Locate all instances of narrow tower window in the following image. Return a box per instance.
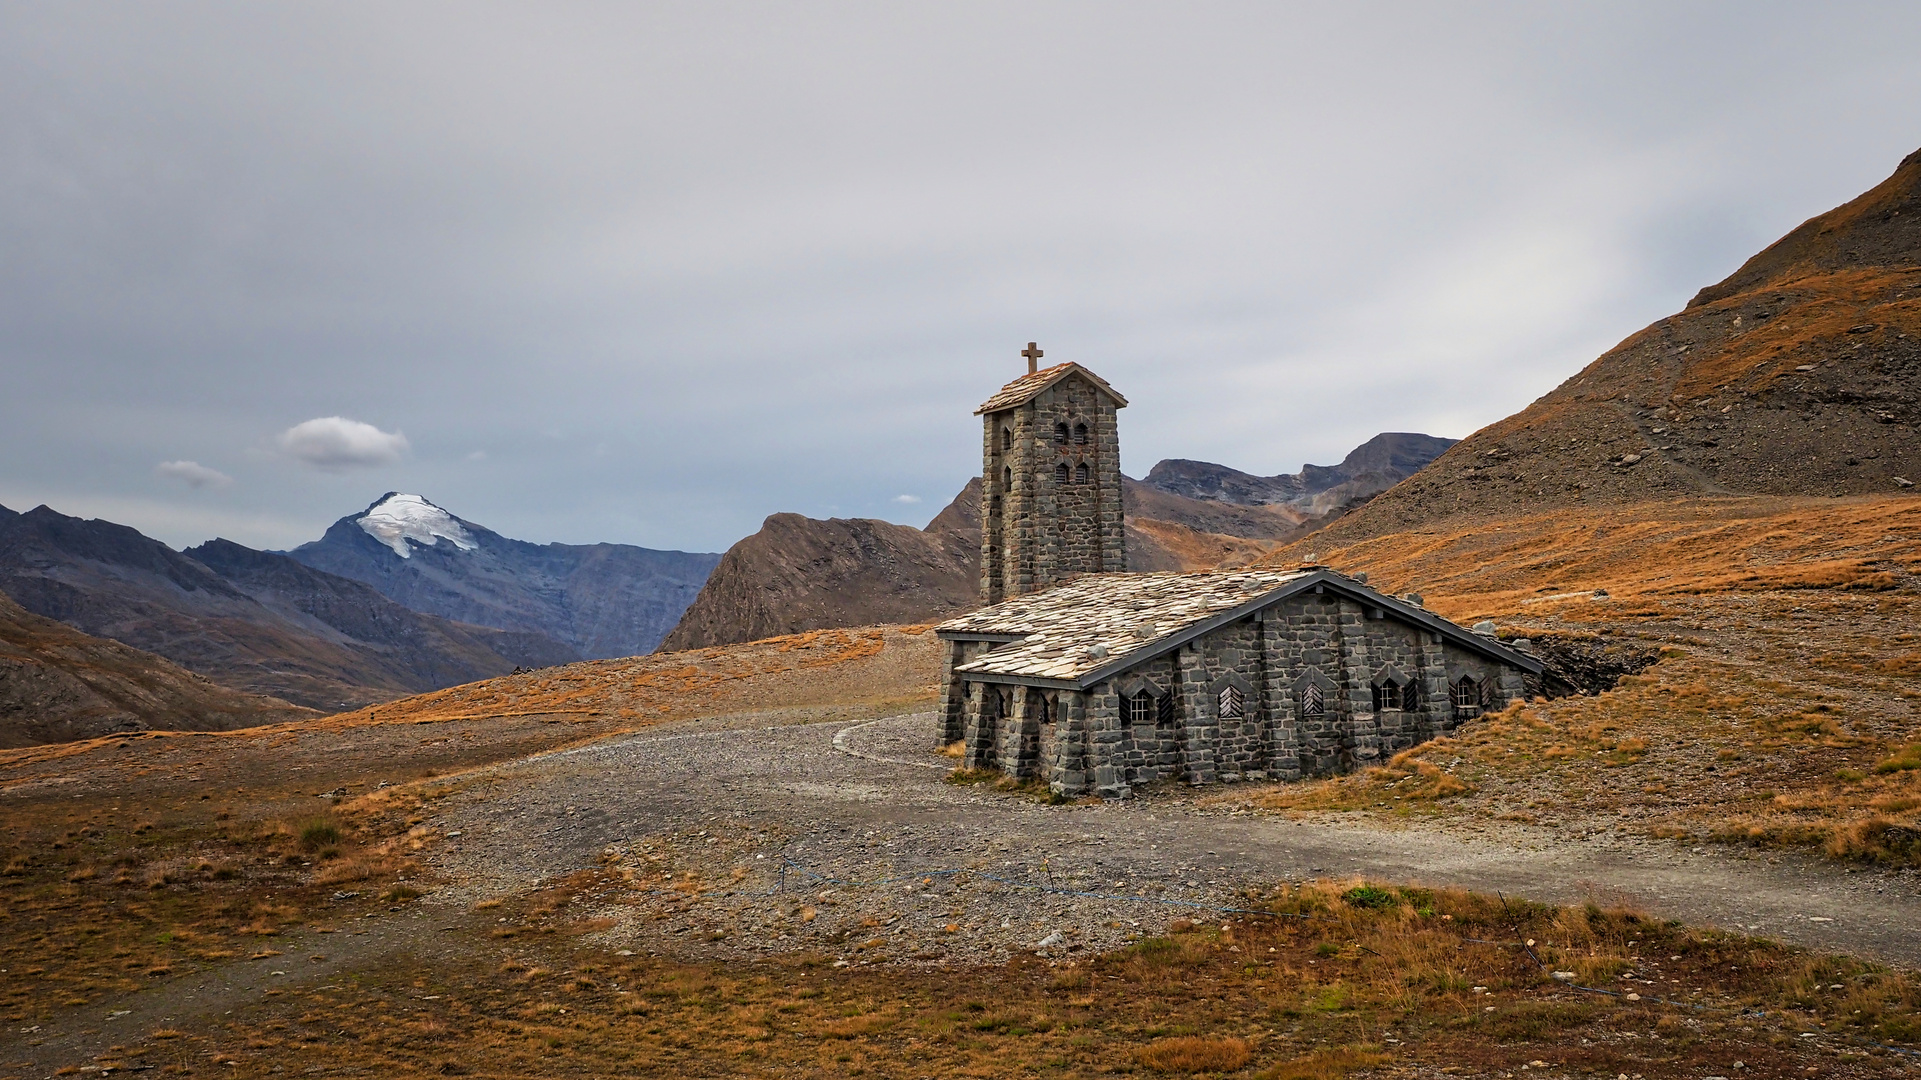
[1054,463,1070,485]
[1001,427,1013,450]
[1054,422,1070,446]
[1003,466,1012,490]
[1074,462,1090,484]
[1073,423,1088,446]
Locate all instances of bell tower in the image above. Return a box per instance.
[976,344,1127,603]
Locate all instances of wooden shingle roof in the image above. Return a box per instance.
[975,362,1128,415]
[937,568,1543,689]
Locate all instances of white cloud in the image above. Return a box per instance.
[154,460,233,489]
[277,416,409,471]
[893,494,921,504]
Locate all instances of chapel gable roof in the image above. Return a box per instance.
[938,568,1543,689]
[975,362,1129,415]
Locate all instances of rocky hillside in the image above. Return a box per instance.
[0,504,578,711]
[1317,147,1921,543]
[289,493,720,658]
[656,512,978,651]
[0,591,312,748]
[1140,432,1456,515]
[661,432,1448,649]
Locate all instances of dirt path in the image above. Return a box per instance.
[424,710,1921,969]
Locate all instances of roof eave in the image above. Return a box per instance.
[973,363,1130,414]
[1070,570,1543,688]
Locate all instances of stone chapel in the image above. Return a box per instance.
[936,348,1543,799]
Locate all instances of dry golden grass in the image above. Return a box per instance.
[117,880,1921,1077]
[1264,494,1921,623]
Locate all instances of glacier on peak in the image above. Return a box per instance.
[356,493,478,559]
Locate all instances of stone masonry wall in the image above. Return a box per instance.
[979,372,1125,603]
[945,599,1533,797]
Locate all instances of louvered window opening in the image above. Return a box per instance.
[1300,682,1325,718]
[1218,685,1244,720]
[1450,677,1481,718]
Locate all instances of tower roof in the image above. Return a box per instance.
[975,362,1128,415]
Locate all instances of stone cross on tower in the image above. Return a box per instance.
[1021,342,1043,374]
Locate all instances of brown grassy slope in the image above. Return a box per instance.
[310,623,941,730]
[1314,148,1921,545]
[0,591,312,748]
[89,884,1921,1079]
[1270,494,1921,622]
[1250,494,1921,864]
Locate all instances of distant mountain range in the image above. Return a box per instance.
[0,495,719,720]
[1140,433,1458,514]
[659,433,1457,650]
[287,493,720,660]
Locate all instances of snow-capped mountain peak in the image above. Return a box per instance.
[356,493,478,559]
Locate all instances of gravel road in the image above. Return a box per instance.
[423,711,1921,970]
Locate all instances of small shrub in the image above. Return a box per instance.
[299,820,344,852]
[1341,885,1397,910]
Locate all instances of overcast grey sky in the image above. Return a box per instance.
[3,3,1919,553]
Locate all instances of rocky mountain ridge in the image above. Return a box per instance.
[1140,432,1457,514]
[0,504,578,711]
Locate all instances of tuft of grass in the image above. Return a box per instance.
[1257,1044,1390,1080]
[298,819,344,852]
[1876,743,1921,775]
[1341,885,1398,910]
[1137,1035,1251,1073]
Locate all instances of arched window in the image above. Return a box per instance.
[1300,682,1325,718]
[1001,427,1013,450]
[1125,691,1155,729]
[1031,689,1054,726]
[1074,462,1090,484]
[1073,423,1089,446]
[1218,685,1244,720]
[1003,465,1012,490]
[1450,677,1480,719]
[1054,421,1070,446]
[1373,681,1409,713]
[1054,463,1070,485]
